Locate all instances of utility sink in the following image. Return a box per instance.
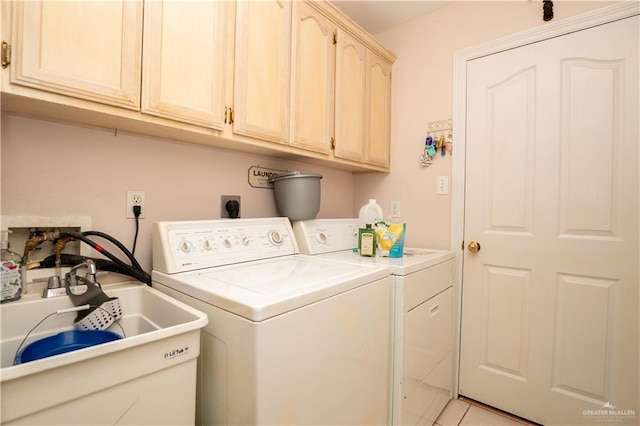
[0,279,207,425]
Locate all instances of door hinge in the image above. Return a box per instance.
[333,32,337,45]
[330,137,335,149]
[1,41,11,69]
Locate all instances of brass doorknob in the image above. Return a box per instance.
[468,241,481,253]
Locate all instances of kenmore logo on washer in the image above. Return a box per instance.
[164,346,190,360]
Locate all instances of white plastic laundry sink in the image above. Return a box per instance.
[0,279,207,425]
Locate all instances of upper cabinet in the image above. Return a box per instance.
[233,0,291,143]
[334,28,366,163]
[1,0,395,172]
[232,1,337,155]
[290,2,336,155]
[365,50,392,168]
[141,0,231,130]
[7,0,143,109]
[334,29,392,169]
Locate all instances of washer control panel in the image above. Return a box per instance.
[153,218,298,274]
[292,218,360,254]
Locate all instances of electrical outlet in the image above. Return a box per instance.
[220,195,241,218]
[126,190,146,218]
[437,176,449,195]
[390,201,401,218]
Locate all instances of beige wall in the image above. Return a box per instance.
[354,0,617,250]
[0,114,354,271]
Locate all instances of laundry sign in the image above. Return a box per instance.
[248,166,287,188]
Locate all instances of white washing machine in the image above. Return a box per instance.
[151,218,393,426]
[293,218,454,426]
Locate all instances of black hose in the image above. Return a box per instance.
[39,254,139,279]
[81,230,144,271]
[59,232,151,285]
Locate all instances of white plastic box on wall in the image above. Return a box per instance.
[1,215,92,285]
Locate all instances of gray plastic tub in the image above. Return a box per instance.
[269,172,322,221]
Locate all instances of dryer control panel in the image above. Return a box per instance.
[293,218,360,254]
[153,217,299,274]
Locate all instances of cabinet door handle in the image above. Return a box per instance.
[1,41,11,69]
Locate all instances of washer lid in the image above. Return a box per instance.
[152,255,389,321]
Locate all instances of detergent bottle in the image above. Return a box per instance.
[358,224,376,257]
[358,199,383,228]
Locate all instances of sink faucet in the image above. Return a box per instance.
[42,274,64,298]
[66,259,97,289]
[43,259,98,298]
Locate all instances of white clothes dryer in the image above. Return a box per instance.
[293,218,454,426]
[151,218,392,426]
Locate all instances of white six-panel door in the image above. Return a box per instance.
[459,14,638,425]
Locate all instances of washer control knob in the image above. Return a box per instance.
[241,236,250,246]
[316,232,328,244]
[203,239,214,250]
[269,230,283,245]
[223,239,232,248]
[179,241,191,253]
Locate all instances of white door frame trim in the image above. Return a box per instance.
[450,1,639,398]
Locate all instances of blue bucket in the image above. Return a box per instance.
[16,330,122,364]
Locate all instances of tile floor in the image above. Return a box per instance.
[435,398,539,426]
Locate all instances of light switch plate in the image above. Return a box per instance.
[437,176,449,195]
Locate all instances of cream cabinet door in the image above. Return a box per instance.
[9,0,142,109]
[233,0,291,144]
[365,51,392,168]
[334,28,366,162]
[289,2,335,155]
[142,1,230,129]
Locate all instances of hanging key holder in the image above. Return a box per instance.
[420,136,436,166]
[420,119,453,167]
